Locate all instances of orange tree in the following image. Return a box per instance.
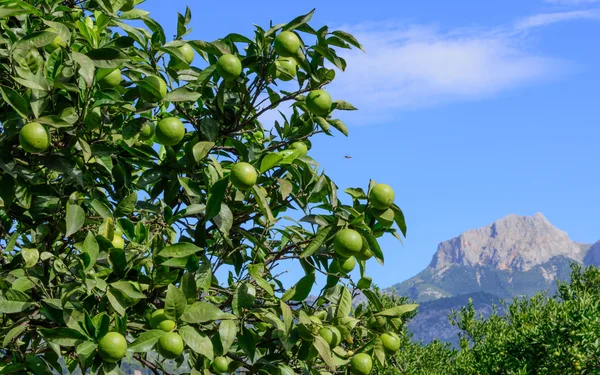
[0,1,414,374]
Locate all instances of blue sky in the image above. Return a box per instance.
[141,0,600,290]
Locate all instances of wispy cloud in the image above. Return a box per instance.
[544,0,600,5]
[515,9,600,29]
[318,9,598,122]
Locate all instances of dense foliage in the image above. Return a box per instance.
[0,0,414,374]
[385,263,600,375]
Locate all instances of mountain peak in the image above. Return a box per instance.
[429,213,585,271]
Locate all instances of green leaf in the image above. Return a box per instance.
[158,242,202,258]
[332,100,357,111]
[313,335,336,371]
[357,277,372,290]
[300,225,333,258]
[0,85,29,118]
[375,304,419,317]
[2,324,27,347]
[128,330,165,353]
[14,31,57,50]
[114,192,137,217]
[199,118,219,142]
[335,287,352,318]
[284,273,315,302]
[206,178,228,220]
[76,341,97,369]
[110,281,146,299]
[82,232,99,271]
[360,230,384,265]
[39,328,85,347]
[280,301,293,334]
[219,320,237,354]
[232,283,256,315]
[26,353,47,375]
[392,204,407,237]
[327,119,348,136]
[345,187,367,200]
[181,302,235,324]
[179,325,214,360]
[213,203,233,235]
[331,30,365,52]
[90,200,112,218]
[260,153,284,173]
[21,248,39,268]
[165,284,187,320]
[72,52,95,88]
[65,204,85,237]
[282,9,315,31]
[252,185,275,225]
[374,337,386,367]
[86,48,128,68]
[189,142,214,163]
[164,87,201,102]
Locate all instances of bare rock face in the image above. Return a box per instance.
[584,241,600,266]
[429,213,585,272]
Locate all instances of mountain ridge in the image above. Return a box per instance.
[388,213,597,344]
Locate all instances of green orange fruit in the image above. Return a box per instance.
[139,75,167,103]
[155,117,185,146]
[19,122,50,153]
[350,353,373,375]
[339,256,356,273]
[179,43,195,65]
[355,242,373,261]
[290,141,308,156]
[229,162,258,190]
[380,332,400,352]
[150,309,176,332]
[369,184,395,210]
[139,121,155,141]
[111,236,125,249]
[333,229,363,258]
[216,54,242,82]
[318,326,341,348]
[157,332,184,359]
[44,28,66,52]
[99,69,122,89]
[212,356,229,373]
[306,89,332,116]
[275,31,301,57]
[270,57,297,81]
[97,332,127,363]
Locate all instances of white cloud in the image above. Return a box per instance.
[545,0,600,4]
[325,23,565,120]
[515,10,600,29]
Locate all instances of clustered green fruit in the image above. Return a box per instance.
[155,117,185,146]
[212,356,229,374]
[157,331,184,359]
[351,353,373,375]
[274,31,301,57]
[19,122,50,153]
[150,309,176,332]
[319,326,342,348]
[380,332,401,352]
[97,332,127,363]
[334,228,363,258]
[270,57,297,81]
[369,183,395,210]
[139,121,156,141]
[99,69,122,89]
[306,89,332,116]
[139,75,167,103]
[290,141,308,156]
[216,54,242,82]
[229,162,258,190]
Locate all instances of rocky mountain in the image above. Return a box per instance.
[390,213,597,344]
